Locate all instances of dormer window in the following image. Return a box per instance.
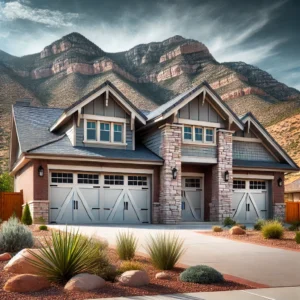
[84,118,126,145]
[183,125,215,145]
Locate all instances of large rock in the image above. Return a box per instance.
[3,274,50,292]
[0,253,12,261]
[64,273,105,291]
[118,270,150,287]
[229,226,246,235]
[4,248,43,274]
[155,272,171,280]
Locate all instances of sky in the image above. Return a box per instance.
[0,0,299,90]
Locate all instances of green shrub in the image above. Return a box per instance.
[39,225,48,231]
[118,261,144,273]
[144,232,185,270]
[254,219,265,231]
[288,221,300,231]
[295,232,300,244]
[223,217,236,227]
[180,265,224,284]
[35,216,46,225]
[116,231,138,260]
[26,229,107,283]
[0,172,14,192]
[212,226,223,232]
[93,249,116,282]
[0,217,34,252]
[237,224,247,230]
[261,220,284,239]
[21,203,32,225]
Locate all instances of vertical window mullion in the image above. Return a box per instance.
[111,122,114,143]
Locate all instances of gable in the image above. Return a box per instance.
[82,94,127,118]
[178,95,225,126]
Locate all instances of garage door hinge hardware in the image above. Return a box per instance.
[142,188,148,190]
[261,209,267,212]
[92,208,100,210]
[104,208,110,210]
[103,186,110,188]
[143,222,149,224]
[51,208,59,210]
[50,184,57,187]
[141,208,148,211]
[93,186,100,188]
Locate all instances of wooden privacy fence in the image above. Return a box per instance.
[286,202,300,223]
[0,191,23,221]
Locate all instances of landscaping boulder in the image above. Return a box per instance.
[3,274,50,292]
[4,248,43,274]
[64,273,105,291]
[118,270,149,287]
[229,226,246,235]
[155,272,171,280]
[0,253,12,261]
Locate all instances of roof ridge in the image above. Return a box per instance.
[26,134,66,152]
[13,105,64,110]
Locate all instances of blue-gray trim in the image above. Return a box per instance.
[233,160,296,170]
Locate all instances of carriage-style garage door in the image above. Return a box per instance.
[232,179,269,223]
[49,172,151,224]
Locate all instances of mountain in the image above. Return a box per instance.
[0,32,300,172]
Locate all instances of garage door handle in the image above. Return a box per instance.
[124,202,128,210]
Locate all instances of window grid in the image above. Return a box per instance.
[128,176,148,186]
[250,181,266,190]
[195,127,203,141]
[205,128,214,143]
[51,173,73,184]
[185,178,201,188]
[100,122,110,142]
[78,174,99,184]
[233,180,246,189]
[184,126,192,140]
[183,125,215,144]
[104,175,124,185]
[114,124,123,143]
[87,121,96,140]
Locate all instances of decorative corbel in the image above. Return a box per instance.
[77,107,82,127]
[131,113,135,130]
[228,116,233,130]
[105,89,109,107]
[247,119,251,134]
[202,90,206,106]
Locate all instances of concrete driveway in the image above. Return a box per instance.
[49,224,300,287]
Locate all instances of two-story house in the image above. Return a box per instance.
[9,81,298,224]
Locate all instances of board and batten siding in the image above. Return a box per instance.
[178,95,226,126]
[142,129,162,157]
[182,145,217,158]
[233,141,276,162]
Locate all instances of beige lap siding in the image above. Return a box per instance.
[14,162,34,203]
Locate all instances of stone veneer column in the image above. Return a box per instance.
[210,130,233,221]
[25,201,49,224]
[273,203,286,221]
[159,124,182,224]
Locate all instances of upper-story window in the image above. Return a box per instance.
[85,119,125,145]
[183,126,215,144]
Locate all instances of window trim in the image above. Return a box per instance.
[182,125,216,145]
[83,118,127,145]
[86,121,97,141]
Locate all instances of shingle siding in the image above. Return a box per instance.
[233,141,276,162]
[142,129,162,157]
[182,145,217,158]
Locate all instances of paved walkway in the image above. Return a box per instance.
[49,224,300,287]
[89,287,300,300]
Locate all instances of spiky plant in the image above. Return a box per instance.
[144,232,185,270]
[26,229,107,283]
[116,231,138,260]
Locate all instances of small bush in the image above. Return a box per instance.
[144,232,185,270]
[223,217,236,227]
[26,229,108,283]
[39,225,48,231]
[180,265,224,284]
[116,231,138,260]
[254,219,265,231]
[288,221,300,231]
[295,232,300,244]
[35,216,46,225]
[237,224,247,230]
[21,203,32,225]
[118,261,144,273]
[93,249,116,282]
[0,217,34,252]
[212,226,223,232]
[261,220,284,239]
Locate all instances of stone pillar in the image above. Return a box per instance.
[159,124,182,224]
[210,130,233,221]
[25,200,49,224]
[273,203,286,221]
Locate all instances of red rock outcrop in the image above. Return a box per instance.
[221,87,267,101]
[210,74,248,89]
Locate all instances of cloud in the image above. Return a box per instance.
[0,1,79,27]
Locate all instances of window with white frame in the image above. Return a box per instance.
[183,126,215,144]
[85,120,125,144]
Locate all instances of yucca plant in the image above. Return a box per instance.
[144,232,185,270]
[116,231,138,260]
[26,229,106,283]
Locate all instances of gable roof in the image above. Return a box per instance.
[240,112,298,170]
[146,81,244,130]
[50,80,147,132]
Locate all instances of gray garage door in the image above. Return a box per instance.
[49,172,151,224]
[232,179,269,223]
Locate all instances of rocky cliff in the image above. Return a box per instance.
[0,32,299,172]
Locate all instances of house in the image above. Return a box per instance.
[285,178,300,202]
[9,81,299,224]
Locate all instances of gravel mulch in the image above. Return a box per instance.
[201,230,300,251]
[0,226,252,299]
